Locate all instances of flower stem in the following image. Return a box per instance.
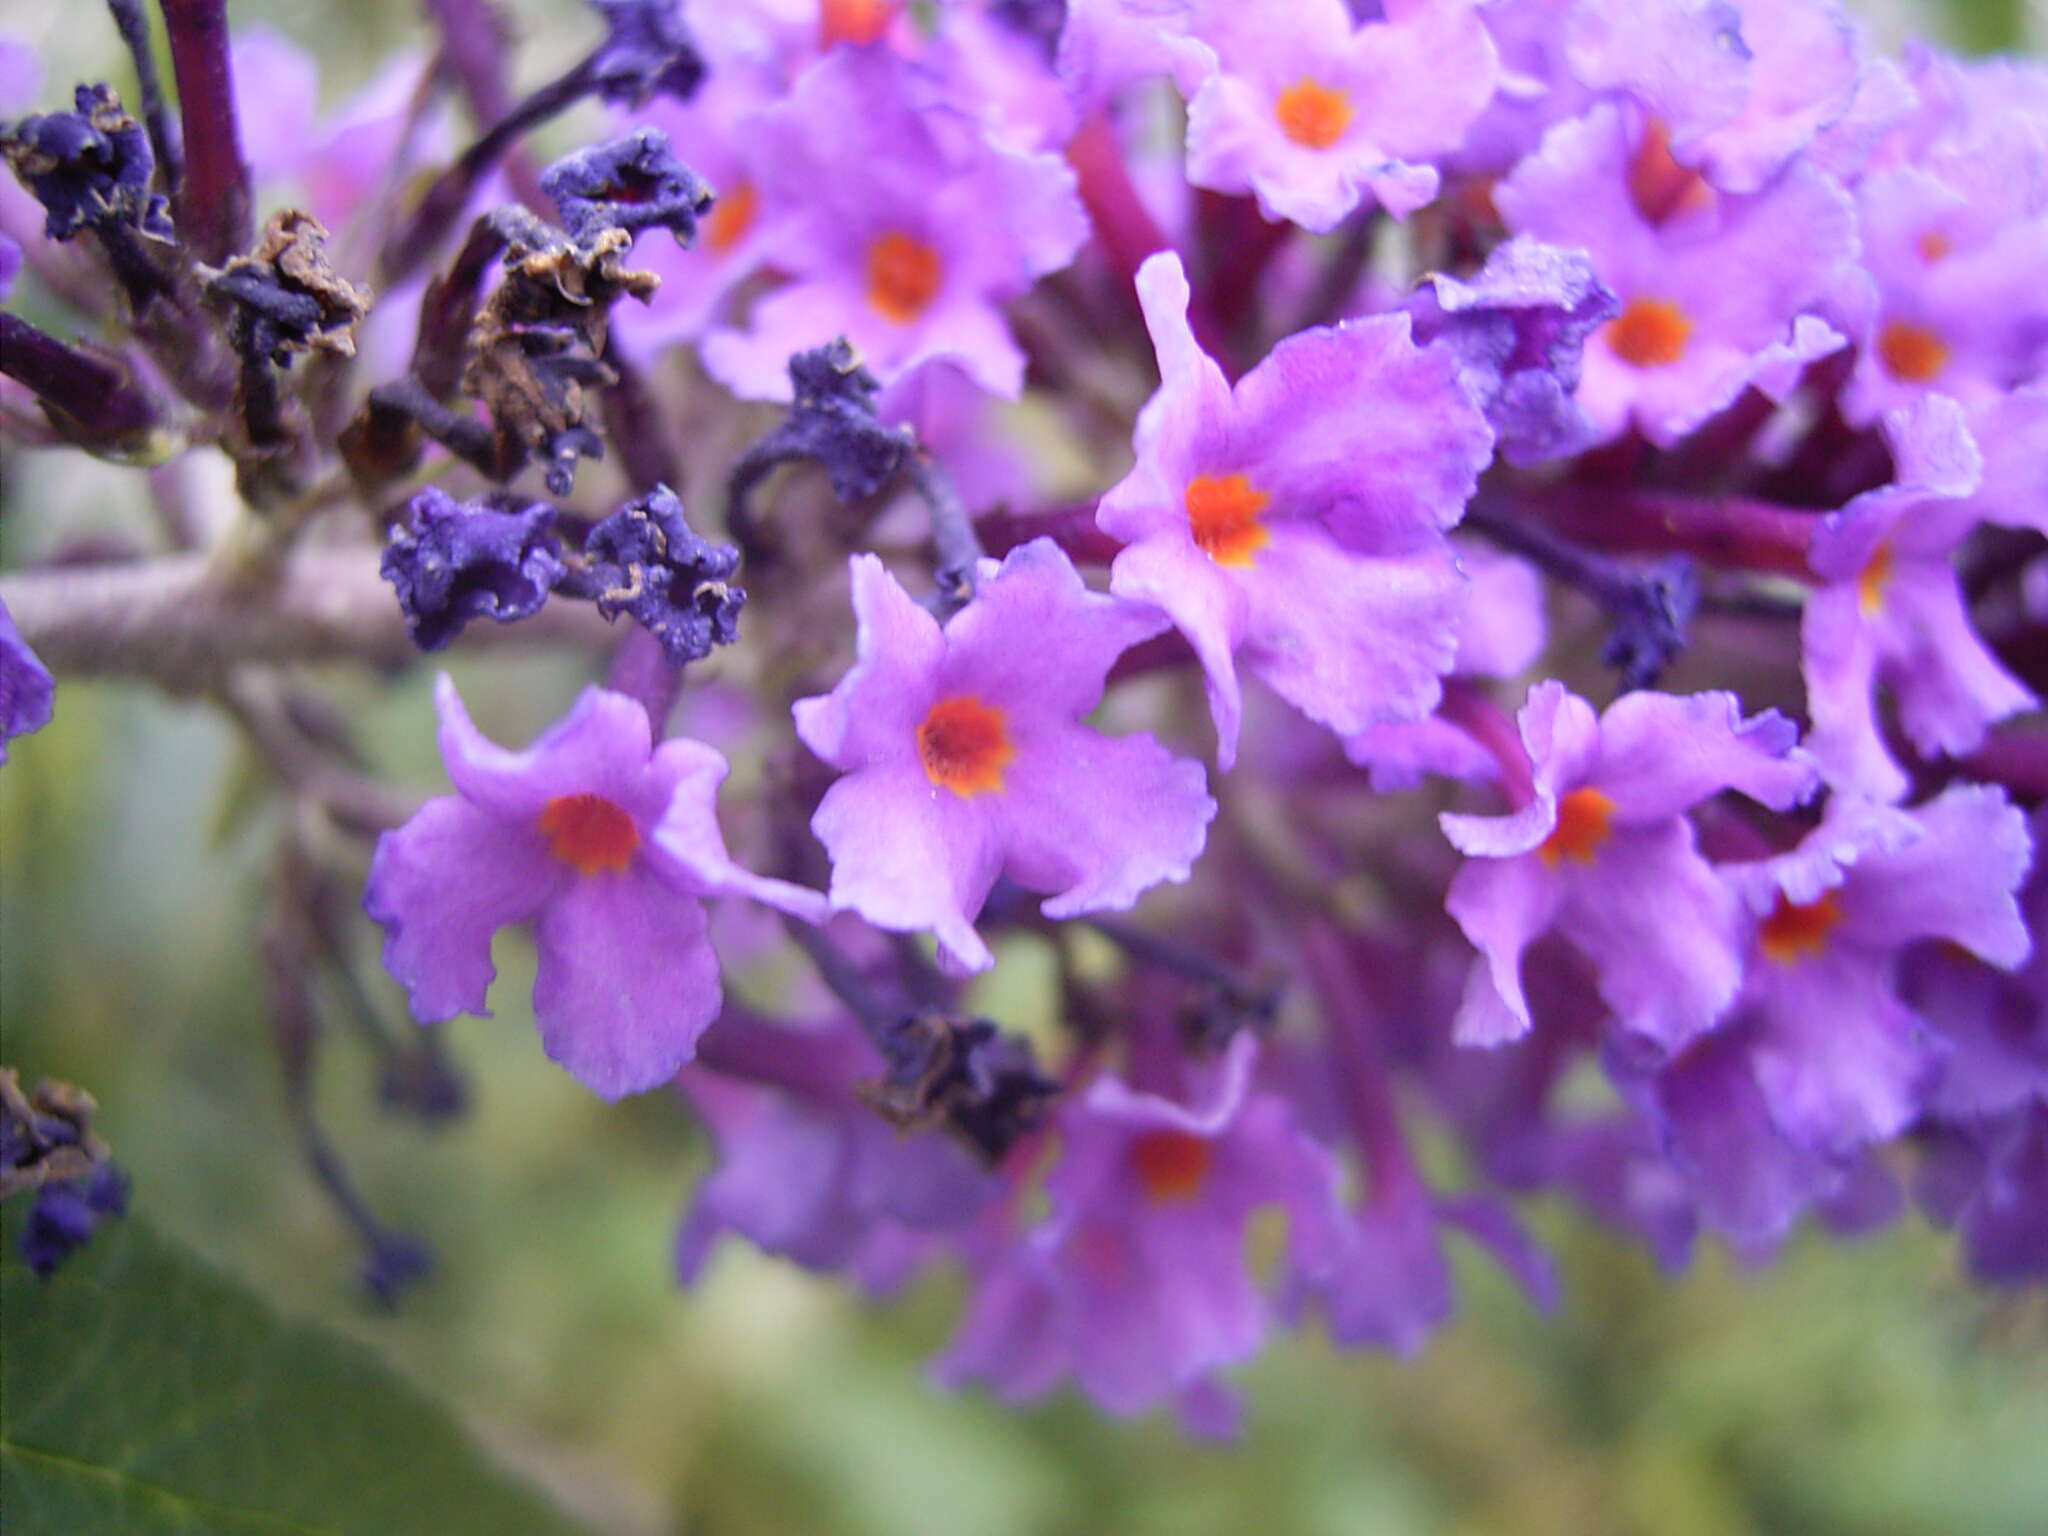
[160,0,252,265]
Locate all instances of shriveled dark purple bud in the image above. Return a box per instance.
[1,83,173,245]
[541,127,712,248]
[574,483,743,666]
[459,220,654,496]
[2,1068,127,1277]
[587,0,706,106]
[380,486,567,651]
[787,340,915,500]
[544,423,606,497]
[205,210,370,369]
[861,1012,1058,1165]
[360,1231,435,1310]
[1407,236,1618,467]
[20,1163,129,1278]
[1601,555,1700,692]
[1,597,56,768]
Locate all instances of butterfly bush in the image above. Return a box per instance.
[2,0,2045,1421]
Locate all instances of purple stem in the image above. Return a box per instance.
[1436,678,1534,810]
[0,313,160,447]
[421,0,550,211]
[377,61,595,285]
[1954,730,2048,804]
[694,1010,872,1103]
[160,0,253,264]
[108,0,183,191]
[1299,922,1419,1206]
[602,627,681,732]
[1515,481,1817,579]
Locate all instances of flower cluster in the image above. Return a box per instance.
[3,0,2045,1431]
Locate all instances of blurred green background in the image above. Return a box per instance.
[4,1,2048,1532]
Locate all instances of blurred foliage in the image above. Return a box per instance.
[3,0,2046,1533]
[0,1206,592,1535]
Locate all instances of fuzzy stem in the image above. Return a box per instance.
[0,546,609,690]
[782,919,901,1037]
[694,1010,873,1102]
[378,61,595,285]
[108,0,183,191]
[909,451,983,614]
[421,0,549,210]
[1436,678,1534,810]
[0,313,162,449]
[159,0,252,264]
[1510,482,1817,579]
[1299,921,1417,1204]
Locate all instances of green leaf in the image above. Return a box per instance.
[1,1208,592,1536]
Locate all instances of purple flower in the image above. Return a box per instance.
[1644,1027,1847,1249]
[1441,681,1816,1051]
[1689,0,1862,193]
[1177,0,1500,230]
[380,488,567,652]
[1906,803,2048,1128]
[1836,51,2048,423]
[1560,0,1755,153]
[1291,1180,1557,1354]
[794,539,1215,972]
[1920,1106,2048,1285]
[1628,785,2028,1249]
[1405,236,1619,467]
[1494,103,1855,447]
[1098,252,1493,769]
[675,1017,995,1293]
[365,677,828,1099]
[701,48,1086,400]
[1054,0,1211,108]
[1730,788,2030,1144]
[0,595,54,766]
[935,1034,1343,1420]
[1802,396,2034,802]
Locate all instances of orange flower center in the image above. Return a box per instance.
[1626,119,1714,226]
[1758,889,1843,964]
[1538,787,1615,867]
[916,697,1014,796]
[866,230,942,323]
[1916,230,1952,264]
[1857,542,1893,616]
[821,0,895,48]
[1607,298,1693,368]
[1184,472,1271,567]
[1274,79,1353,150]
[704,179,758,254]
[1129,1128,1212,1203]
[537,793,639,876]
[1876,321,1948,383]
